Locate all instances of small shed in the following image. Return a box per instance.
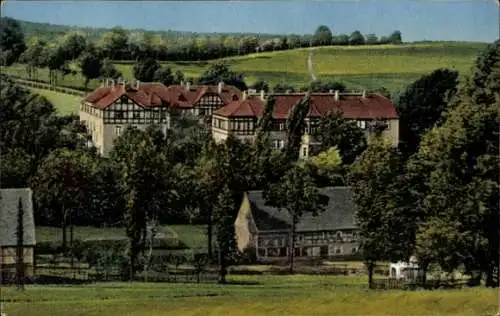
[0,188,36,282]
[389,256,424,280]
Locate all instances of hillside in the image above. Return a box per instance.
[16,19,283,42]
[2,42,487,95]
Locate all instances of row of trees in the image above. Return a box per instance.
[2,18,394,95]
[313,26,402,47]
[350,40,499,287]
[2,17,403,67]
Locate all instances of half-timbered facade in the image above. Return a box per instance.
[167,82,242,125]
[212,91,400,158]
[234,187,360,262]
[80,81,171,156]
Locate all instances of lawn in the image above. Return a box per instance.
[36,225,202,248]
[2,42,488,93]
[1,275,497,316]
[36,226,179,243]
[28,88,81,115]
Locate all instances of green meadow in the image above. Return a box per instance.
[27,88,81,115]
[2,42,487,95]
[1,275,497,316]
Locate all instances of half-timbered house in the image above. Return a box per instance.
[80,80,243,155]
[80,80,172,156]
[212,91,399,158]
[166,81,242,125]
[234,187,360,262]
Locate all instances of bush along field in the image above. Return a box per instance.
[1,42,487,93]
[1,276,498,316]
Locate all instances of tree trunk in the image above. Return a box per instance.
[61,211,67,252]
[129,255,135,281]
[69,216,74,267]
[368,262,374,289]
[289,217,296,274]
[207,206,213,260]
[485,264,497,287]
[16,197,25,291]
[218,249,227,284]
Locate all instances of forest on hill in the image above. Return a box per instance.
[13,18,404,61]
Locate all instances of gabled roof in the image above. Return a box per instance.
[0,188,36,247]
[246,187,357,233]
[213,93,398,120]
[213,98,264,117]
[83,83,170,109]
[83,83,243,110]
[166,84,242,108]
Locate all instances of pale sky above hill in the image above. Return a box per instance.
[2,1,499,42]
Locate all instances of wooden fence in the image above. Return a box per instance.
[8,76,87,97]
[371,278,468,290]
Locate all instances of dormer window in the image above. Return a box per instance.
[232,95,239,101]
[178,94,187,102]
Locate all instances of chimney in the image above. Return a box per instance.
[243,90,247,100]
[180,80,185,87]
[136,80,140,89]
[329,89,334,94]
[186,81,191,91]
[105,79,109,87]
[260,89,265,101]
[111,80,115,88]
[362,90,366,98]
[334,90,339,101]
[285,89,291,94]
[218,81,224,94]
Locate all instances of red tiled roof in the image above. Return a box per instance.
[84,83,243,110]
[213,93,398,120]
[214,98,264,117]
[166,84,242,108]
[83,83,170,109]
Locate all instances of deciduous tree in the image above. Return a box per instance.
[264,164,328,273]
[313,110,367,165]
[395,68,459,159]
[133,57,161,82]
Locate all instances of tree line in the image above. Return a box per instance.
[2,17,403,67]
[2,17,394,95]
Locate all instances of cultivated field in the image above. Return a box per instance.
[2,42,487,94]
[1,275,497,316]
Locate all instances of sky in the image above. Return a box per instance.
[2,1,499,42]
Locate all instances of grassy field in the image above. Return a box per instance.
[1,275,497,316]
[2,42,487,94]
[27,88,81,115]
[36,225,202,247]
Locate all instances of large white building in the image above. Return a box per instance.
[79,80,242,155]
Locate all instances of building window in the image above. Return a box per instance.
[133,111,140,119]
[115,111,124,119]
[115,126,122,136]
[358,120,366,129]
[302,146,308,157]
[279,122,285,131]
